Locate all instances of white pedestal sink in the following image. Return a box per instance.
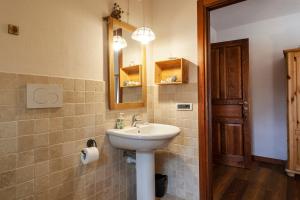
[106,123,180,200]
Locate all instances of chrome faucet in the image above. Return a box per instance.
[131,114,143,127]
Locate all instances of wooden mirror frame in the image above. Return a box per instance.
[197,0,246,199]
[107,17,147,110]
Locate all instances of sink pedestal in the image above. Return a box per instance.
[136,151,155,200]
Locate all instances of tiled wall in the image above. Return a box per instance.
[0,72,153,200]
[153,83,199,200]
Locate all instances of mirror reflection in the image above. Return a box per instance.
[112,22,143,104]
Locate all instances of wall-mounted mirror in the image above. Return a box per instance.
[107,17,147,110]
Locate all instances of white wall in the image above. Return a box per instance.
[152,0,198,84]
[210,27,218,43]
[212,13,300,160]
[0,0,152,81]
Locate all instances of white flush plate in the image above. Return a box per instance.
[27,84,63,109]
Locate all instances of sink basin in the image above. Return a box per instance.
[106,123,180,200]
[106,123,180,151]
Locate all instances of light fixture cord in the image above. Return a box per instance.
[142,0,145,26]
[127,0,130,23]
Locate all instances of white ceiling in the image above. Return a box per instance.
[211,0,300,31]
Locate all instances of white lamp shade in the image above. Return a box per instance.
[131,27,155,44]
[113,36,127,51]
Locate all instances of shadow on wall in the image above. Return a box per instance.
[272,55,287,158]
[102,20,108,84]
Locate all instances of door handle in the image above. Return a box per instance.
[243,101,249,120]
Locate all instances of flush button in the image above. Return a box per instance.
[27,84,63,108]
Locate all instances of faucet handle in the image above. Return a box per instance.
[132,113,142,121]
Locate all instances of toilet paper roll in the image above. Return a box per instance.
[80,147,99,165]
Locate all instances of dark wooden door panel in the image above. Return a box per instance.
[225,46,243,99]
[213,122,244,158]
[212,105,243,118]
[212,48,220,99]
[223,123,243,155]
[211,39,250,168]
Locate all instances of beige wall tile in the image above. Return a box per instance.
[49,158,63,173]
[63,104,75,116]
[48,108,63,118]
[95,92,104,103]
[16,166,34,184]
[17,151,34,168]
[85,92,95,103]
[0,122,17,138]
[49,118,63,131]
[0,73,17,90]
[49,171,63,187]
[0,106,16,122]
[63,79,75,91]
[0,155,16,173]
[0,90,17,106]
[63,117,74,130]
[75,104,85,115]
[35,191,48,200]
[95,81,104,93]
[49,131,63,145]
[18,120,34,136]
[49,144,63,159]
[17,136,34,152]
[85,104,95,114]
[34,119,49,133]
[35,175,49,193]
[75,80,85,91]
[0,73,149,200]
[33,134,49,148]
[34,147,49,163]
[85,80,96,91]
[62,142,76,156]
[34,161,49,178]
[62,129,75,142]
[16,180,34,199]
[63,91,75,103]
[74,92,85,103]
[0,138,16,155]
[0,170,16,189]
[0,186,16,200]
[48,77,64,85]
[16,74,48,89]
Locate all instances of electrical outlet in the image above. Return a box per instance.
[176,103,193,111]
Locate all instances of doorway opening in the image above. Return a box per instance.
[197,0,299,199]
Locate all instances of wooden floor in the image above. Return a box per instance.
[213,162,300,200]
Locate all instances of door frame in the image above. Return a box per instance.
[197,0,247,200]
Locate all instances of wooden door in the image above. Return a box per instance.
[295,135,300,171]
[211,39,251,168]
[287,51,300,173]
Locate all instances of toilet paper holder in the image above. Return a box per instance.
[86,139,97,148]
[81,139,97,159]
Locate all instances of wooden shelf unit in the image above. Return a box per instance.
[155,58,189,85]
[120,65,142,88]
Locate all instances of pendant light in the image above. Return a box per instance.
[131,0,155,44]
[113,35,127,51]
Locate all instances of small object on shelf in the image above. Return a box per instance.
[155,58,189,85]
[160,75,177,84]
[120,65,142,88]
[124,80,141,87]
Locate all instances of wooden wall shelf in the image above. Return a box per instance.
[120,65,142,88]
[155,58,189,85]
